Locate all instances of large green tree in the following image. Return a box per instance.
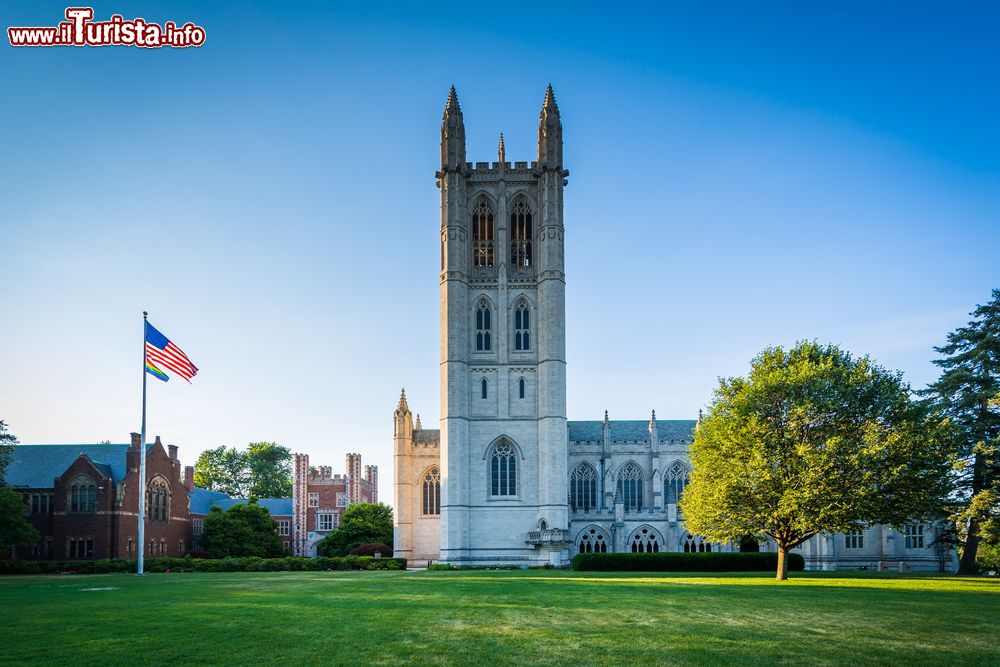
[683,342,952,580]
[317,502,393,557]
[922,290,1000,573]
[193,442,291,499]
[0,420,39,553]
[199,503,286,558]
[245,442,293,499]
[0,487,39,552]
[193,446,248,497]
[0,420,18,477]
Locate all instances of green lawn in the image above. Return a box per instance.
[1,570,997,666]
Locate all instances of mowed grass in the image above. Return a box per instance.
[0,570,998,666]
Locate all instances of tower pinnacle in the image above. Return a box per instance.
[445,85,461,115]
[415,413,422,430]
[498,132,505,163]
[397,388,409,412]
[441,86,466,170]
[538,83,563,168]
[542,83,559,113]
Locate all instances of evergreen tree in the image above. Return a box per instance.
[922,289,1000,573]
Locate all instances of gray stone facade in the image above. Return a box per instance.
[392,87,955,572]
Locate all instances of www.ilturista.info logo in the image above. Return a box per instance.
[8,7,205,48]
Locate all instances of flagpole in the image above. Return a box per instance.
[138,311,148,576]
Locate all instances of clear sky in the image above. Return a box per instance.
[2,1,998,501]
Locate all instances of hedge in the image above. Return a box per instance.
[349,543,393,557]
[0,555,406,575]
[571,552,805,572]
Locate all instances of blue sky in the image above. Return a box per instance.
[2,1,998,497]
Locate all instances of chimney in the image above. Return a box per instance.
[184,466,194,492]
[130,432,141,450]
[168,444,178,461]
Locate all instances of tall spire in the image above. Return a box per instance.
[445,85,461,115]
[498,132,505,163]
[441,86,466,170]
[538,83,563,168]
[542,83,558,113]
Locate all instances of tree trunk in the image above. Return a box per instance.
[958,516,980,575]
[958,450,987,574]
[776,545,790,581]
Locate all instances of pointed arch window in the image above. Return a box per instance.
[570,462,597,511]
[145,477,170,523]
[617,462,643,512]
[510,199,532,268]
[683,535,715,553]
[578,527,607,554]
[476,299,492,351]
[490,440,517,497]
[514,299,530,351]
[70,476,96,513]
[630,527,660,553]
[518,377,525,399]
[481,377,488,399]
[472,198,495,267]
[665,461,690,516]
[422,467,441,515]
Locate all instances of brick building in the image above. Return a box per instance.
[188,488,293,553]
[6,434,193,560]
[5,437,378,560]
[290,453,378,556]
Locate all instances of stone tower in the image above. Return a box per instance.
[291,452,309,556]
[346,453,362,505]
[437,85,570,565]
[392,389,414,560]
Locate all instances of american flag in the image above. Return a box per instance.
[145,322,198,383]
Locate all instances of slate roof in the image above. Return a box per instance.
[414,429,440,443]
[188,487,231,514]
[567,420,696,443]
[187,487,293,517]
[411,422,696,444]
[4,444,153,488]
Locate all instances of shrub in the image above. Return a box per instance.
[349,543,393,557]
[571,552,805,572]
[427,563,521,571]
[356,556,405,570]
[0,556,406,575]
[316,503,393,556]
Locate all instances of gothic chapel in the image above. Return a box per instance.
[392,86,952,571]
